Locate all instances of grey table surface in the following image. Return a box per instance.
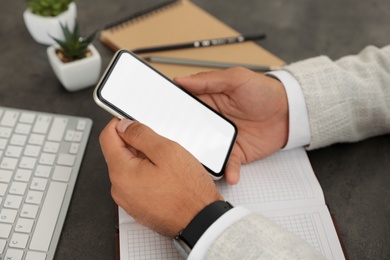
[1,0,389,259]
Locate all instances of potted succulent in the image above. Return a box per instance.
[47,22,101,91]
[23,0,77,45]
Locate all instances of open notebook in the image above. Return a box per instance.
[118,148,345,259]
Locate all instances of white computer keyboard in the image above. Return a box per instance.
[0,106,92,260]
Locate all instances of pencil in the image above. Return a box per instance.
[133,33,266,54]
[144,56,281,71]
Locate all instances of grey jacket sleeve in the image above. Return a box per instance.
[285,45,390,149]
[204,213,324,259]
[203,45,390,259]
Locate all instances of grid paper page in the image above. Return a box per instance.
[120,206,344,260]
[120,222,182,260]
[272,214,323,253]
[216,148,324,211]
[261,206,345,260]
[120,212,325,260]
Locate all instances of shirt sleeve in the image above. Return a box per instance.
[266,70,311,149]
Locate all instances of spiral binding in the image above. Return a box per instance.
[103,0,180,30]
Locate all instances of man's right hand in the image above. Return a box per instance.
[174,67,289,185]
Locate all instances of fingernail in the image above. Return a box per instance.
[116,119,134,134]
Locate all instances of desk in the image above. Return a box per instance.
[1,0,389,259]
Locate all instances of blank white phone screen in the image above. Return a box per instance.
[100,52,236,175]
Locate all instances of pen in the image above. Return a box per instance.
[133,33,266,54]
[144,56,281,71]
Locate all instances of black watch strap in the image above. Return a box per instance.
[176,200,233,250]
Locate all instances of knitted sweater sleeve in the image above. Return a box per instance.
[204,213,324,259]
[285,45,390,149]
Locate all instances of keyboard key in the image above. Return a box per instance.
[0,158,18,170]
[19,157,37,170]
[57,154,76,166]
[39,153,56,166]
[0,111,19,127]
[0,183,7,196]
[4,248,24,260]
[29,181,67,252]
[15,218,34,233]
[64,130,75,141]
[0,223,12,238]
[9,233,29,249]
[69,143,80,154]
[43,141,60,153]
[73,131,83,142]
[0,127,12,138]
[19,112,36,124]
[0,208,17,224]
[8,182,27,195]
[34,165,52,178]
[76,119,87,131]
[0,169,13,183]
[0,138,7,149]
[25,251,46,260]
[14,169,32,182]
[32,115,52,134]
[0,239,6,254]
[10,134,27,146]
[24,145,41,157]
[53,166,72,182]
[20,204,39,219]
[14,123,32,135]
[30,177,48,191]
[28,134,45,146]
[25,190,43,205]
[48,118,68,142]
[3,195,23,209]
[5,145,23,158]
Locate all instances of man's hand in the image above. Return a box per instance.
[99,118,223,238]
[174,67,289,185]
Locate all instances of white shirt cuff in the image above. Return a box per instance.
[188,206,252,260]
[266,70,311,149]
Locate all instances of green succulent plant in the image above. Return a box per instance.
[51,22,97,62]
[27,0,73,17]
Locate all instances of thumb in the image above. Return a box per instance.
[116,118,172,163]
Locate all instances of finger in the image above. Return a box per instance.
[174,68,245,95]
[99,118,137,165]
[116,118,174,164]
[224,152,241,185]
[110,186,127,209]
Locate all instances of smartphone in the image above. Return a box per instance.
[93,50,237,179]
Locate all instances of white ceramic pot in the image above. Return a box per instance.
[47,44,102,92]
[23,2,77,45]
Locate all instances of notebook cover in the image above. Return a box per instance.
[100,0,284,78]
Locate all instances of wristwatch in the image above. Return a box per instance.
[173,200,233,257]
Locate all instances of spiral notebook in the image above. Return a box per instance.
[99,0,284,78]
